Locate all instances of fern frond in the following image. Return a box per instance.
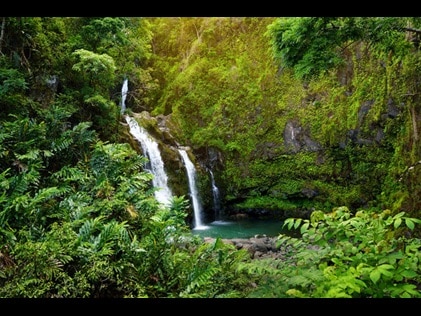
[33,186,68,203]
[0,168,11,190]
[183,266,219,295]
[77,217,105,241]
[51,138,74,153]
[51,166,88,183]
[15,149,41,161]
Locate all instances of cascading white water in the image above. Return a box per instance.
[209,169,221,220]
[120,78,128,114]
[178,148,206,229]
[120,79,172,206]
[125,116,173,206]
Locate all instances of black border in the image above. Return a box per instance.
[4,3,418,18]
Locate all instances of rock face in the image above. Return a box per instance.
[125,112,191,198]
[124,112,220,225]
[124,111,224,223]
[283,120,321,153]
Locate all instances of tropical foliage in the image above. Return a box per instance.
[0,16,421,298]
[245,207,421,298]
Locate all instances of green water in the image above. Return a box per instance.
[192,218,295,239]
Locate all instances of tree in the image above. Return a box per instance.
[71,48,116,91]
[267,17,421,80]
[78,17,128,54]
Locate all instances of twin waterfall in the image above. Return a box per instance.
[120,78,128,114]
[209,169,221,221]
[125,116,173,207]
[121,79,212,230]
[178,149,205,229]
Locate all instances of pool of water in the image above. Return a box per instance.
[191,218,295,239]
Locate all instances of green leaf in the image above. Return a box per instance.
[300,222,309,234]
[283,218,295,230]
[405,218,415,230]
[370,270,381,284]
[394,217,402,229]
[394,211,405,218]
[371,264,394,283]
[293,218,302,229]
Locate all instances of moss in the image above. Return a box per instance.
[145,17,421,216]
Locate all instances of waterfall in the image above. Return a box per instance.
[125,116,173,206]
[209,169,221,221]
[120,78,128,114]
[178,148,206,229]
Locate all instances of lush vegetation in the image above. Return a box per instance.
[0,17,421,298]
[149,17,421,220]
[248,207,421,298]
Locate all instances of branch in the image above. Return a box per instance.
[403,27,421,35]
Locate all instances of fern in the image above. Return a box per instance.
[51,138,73,153]
[95,222,118,250]
[181,266,219,296]
[33,186,68,202]
[77,217,104,242]
[51,166,89,184]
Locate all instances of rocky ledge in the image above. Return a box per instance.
[204,236,288,260]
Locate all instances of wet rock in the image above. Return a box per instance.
[204,235,289,260]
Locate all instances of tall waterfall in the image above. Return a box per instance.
[120,78,128,114]
[125,116,173,206]
[178,148,206,229]
[209,169,221,221]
